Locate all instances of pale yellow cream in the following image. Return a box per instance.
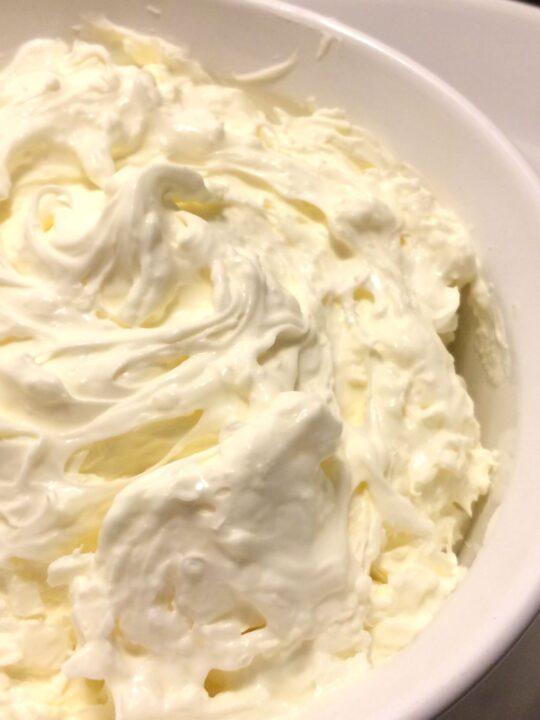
[0,22,494,720]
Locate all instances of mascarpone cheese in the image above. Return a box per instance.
[0,21,495,720]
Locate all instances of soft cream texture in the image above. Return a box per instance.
[0,22,494,720]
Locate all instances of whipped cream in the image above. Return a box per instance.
[0,21,495,720]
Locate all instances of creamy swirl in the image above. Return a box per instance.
[0,21,494,720]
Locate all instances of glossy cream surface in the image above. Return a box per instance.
[0,22,495,720]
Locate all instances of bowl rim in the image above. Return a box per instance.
[210,0,540,716]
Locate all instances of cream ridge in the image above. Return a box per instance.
[0,21,495,720]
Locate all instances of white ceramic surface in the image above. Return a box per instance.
[292,0,540,176]
[2,1,540,718]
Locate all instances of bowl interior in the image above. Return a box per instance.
[2,1,540,718]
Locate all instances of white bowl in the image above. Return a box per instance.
[3,0,540,718]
